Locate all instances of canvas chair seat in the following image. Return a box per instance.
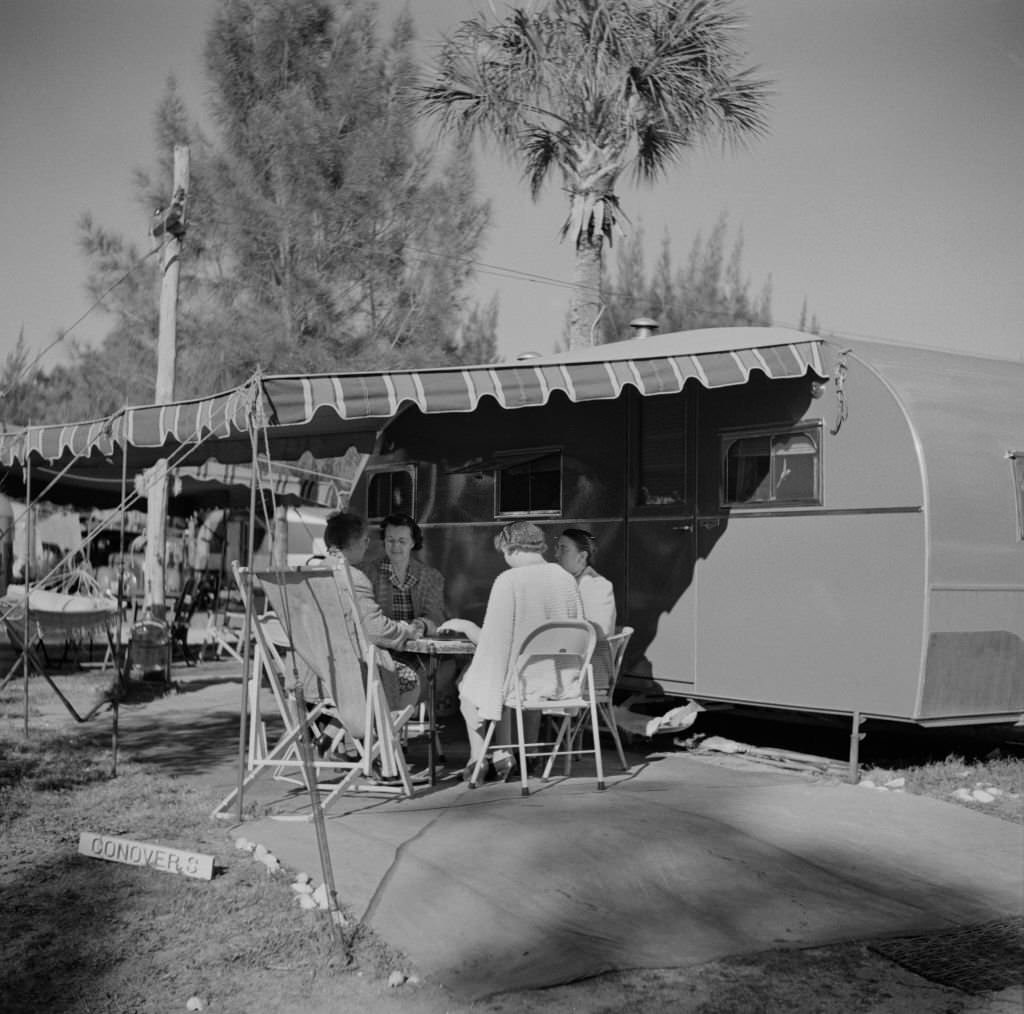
[468,619,605,796]
[213,563,422,818]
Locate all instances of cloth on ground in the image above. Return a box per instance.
[612,700,703,738]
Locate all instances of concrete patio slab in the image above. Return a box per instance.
[243,752,1023,1000]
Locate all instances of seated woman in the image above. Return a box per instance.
[554,528,616,636]
[555,527,620,694]
[440,521,584,780]
[323,511,426,716]
[361,512,457,712]
[362,512,446,633]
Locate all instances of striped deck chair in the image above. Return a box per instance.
[214,562,419,817]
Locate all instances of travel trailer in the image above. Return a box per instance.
[347,327,1024,729]
[2,326,1021,730]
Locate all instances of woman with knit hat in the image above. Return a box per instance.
[439,520,584,780]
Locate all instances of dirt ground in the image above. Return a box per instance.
[2,659,1021,1014]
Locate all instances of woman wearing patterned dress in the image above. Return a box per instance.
[362,513,446,634]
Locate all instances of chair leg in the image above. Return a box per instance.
[599,702,629,770]
[541,715,571,780]
[590,695,606,790]
[514,705,530,797]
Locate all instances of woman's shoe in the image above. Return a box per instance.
[462,758,497,785]
[369,760,403,785]
[491,751,515,782]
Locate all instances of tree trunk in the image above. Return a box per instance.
[145,144,189,618]
[569,234,604,349]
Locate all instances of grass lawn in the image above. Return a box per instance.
[0,730,376,1014]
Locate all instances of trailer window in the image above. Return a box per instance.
[366,467,415,521]
[722,426,821,506]
[638,395,686,506]
[1012,453,1024,540]
[496,450,561,517]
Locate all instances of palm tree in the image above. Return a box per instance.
[421,0,771,348]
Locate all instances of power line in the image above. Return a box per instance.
[405,242,944,350]
[1,245,161,399]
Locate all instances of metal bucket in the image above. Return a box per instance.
[130,619,170,682]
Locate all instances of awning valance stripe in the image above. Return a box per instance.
[257,339,822,428]
[0,336,824,468]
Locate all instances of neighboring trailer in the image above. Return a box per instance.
[351,328,1024,728]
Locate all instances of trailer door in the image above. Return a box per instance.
[627,391,698,691]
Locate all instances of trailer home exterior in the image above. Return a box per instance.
[3,325,1020,729]
[351,326,1024,728]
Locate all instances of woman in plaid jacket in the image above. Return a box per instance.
[362,513,447,633]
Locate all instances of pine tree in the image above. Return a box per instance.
[600,213,773,340]
[203,0,491,372]
[44,0,496,423]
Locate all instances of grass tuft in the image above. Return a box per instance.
[860,752,1022,822]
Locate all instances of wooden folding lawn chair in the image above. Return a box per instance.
[213,562,421,817]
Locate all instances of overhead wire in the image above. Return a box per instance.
[405,241,943,351]
[1,245,163,401]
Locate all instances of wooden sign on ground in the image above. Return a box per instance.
[78,831,214,880]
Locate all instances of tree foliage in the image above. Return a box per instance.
[600,213,773,341]
[422,0,771,347]
[31,0,495,423]
[203,0,490,373]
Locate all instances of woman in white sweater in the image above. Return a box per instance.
[554,528,617,636]
[440,521,583,779]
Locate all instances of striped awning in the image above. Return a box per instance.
[167,460,349,509]
[0,328,825,469]
[0,386,249,469]
[260,329,824,425]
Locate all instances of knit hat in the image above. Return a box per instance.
[494,520,547,555]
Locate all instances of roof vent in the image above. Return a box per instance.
[515,351,541,362]
[629,316,659,339]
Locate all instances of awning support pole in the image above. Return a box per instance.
[234,395,261,822]
[22,446,31,738]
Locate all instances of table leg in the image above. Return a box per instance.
[427,658,438,786]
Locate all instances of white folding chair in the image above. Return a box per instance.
[570,625,633,770]
[469,619,603,795]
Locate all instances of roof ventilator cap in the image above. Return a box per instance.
[629,317,659,339]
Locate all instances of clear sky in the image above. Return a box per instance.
[1,0,1022,380]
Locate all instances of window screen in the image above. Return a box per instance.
[366,468,415,521]
[496,450,561,516]
[723,426,821,506]
[638,396,686,506]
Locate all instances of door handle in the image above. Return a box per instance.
[672,524,693,532]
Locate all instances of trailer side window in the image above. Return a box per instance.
[1012,453,1024,540]
[496,450,561,517]
[638,395,686,506]
[722,425,821,507]
[366,467,415,521]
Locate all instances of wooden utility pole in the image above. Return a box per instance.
[144,145,189,618]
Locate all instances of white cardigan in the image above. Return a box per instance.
[459,561,583,721]
[577,566,616,637]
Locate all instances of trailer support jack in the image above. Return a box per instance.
[847,710,866,783]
